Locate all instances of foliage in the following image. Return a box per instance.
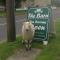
[0,0,6,5]
[0,0,26,8]
[15,0,22,8]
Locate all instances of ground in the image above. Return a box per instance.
[7,48,41,60]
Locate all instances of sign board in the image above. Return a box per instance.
[27,7,49,41]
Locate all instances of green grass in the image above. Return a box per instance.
[16,10,27,16]
[0,37,22,60]
[35,19,60,60]
[0,10,26,16]
[0,11,6,16]
[0,19,60,60]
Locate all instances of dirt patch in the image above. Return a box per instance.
[7,48,41,60]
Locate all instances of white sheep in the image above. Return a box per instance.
[22,21,35,50]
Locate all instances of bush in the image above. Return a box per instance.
[0,0,26,8]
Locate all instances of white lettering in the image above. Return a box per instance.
[35,20,46,24]
[36,13,49,19]
[35,26,45,30]
[34,9,43,13]
[39,26,45,30]
[31,21,34,23]
[28,13,35,19]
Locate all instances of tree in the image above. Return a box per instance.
[6,0,26,42]
[0,0,26,8]
[6,0,16,42]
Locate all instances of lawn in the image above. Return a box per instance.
[35,19,60,60]
[0,19,60,60]
[0,37,22,60]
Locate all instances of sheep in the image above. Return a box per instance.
[22,21,35,50]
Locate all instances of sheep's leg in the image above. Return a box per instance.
[25,40,29,51]
[24,40,32,51]
[26,40,32,51]
[29,40,32,50]
[22,40,25,44]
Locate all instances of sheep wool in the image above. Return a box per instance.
[22,21,35,41]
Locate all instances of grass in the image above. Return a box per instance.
[0,19,60,60]
[0,37,22,60]
[35,19,60,60]
[16,10,27,16]
[0,11,6,17]
[0,10,26,16]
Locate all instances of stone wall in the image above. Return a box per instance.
[34,0,51,7]
[21,0,34,8]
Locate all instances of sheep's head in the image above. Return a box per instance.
[23,21,32,32]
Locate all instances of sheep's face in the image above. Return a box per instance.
[24,22,31,32]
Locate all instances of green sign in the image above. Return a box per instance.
[27,7,49,41]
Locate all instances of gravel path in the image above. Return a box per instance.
[7,48,41,60]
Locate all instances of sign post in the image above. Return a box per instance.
[27,7,49,44]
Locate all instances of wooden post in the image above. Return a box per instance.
[6,0,16,42]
